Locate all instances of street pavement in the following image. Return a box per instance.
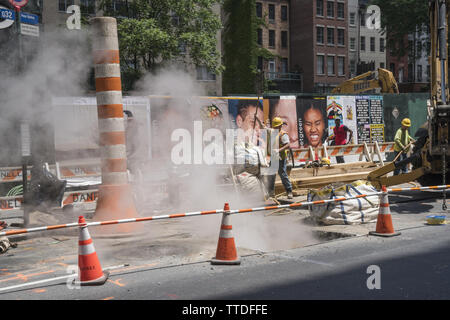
[0,183,448,301]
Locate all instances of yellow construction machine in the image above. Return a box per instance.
[367,0,450,199]
[331,68,399,94]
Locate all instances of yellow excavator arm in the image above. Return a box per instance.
[331,68,399,94]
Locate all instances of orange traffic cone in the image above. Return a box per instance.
[369,186,401,237]
[211,203,241,265]
[78,216,109,285]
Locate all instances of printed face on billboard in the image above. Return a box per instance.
[228,99,263,145]
[268,98,299,148]
[296,97,328,148]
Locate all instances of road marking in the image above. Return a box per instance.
[0,270,55,283]
[107,279,125,287]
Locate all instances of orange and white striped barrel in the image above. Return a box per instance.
[91,17,139,234]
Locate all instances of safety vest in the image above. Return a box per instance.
[278,130,289,160]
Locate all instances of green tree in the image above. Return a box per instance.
[98,0,223,91]
[222,0,274,95]
[370,0,429,57]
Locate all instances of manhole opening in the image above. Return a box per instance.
[312,230,355,241]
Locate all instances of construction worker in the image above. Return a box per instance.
[393,118,415,175]
[326,117,353,163]
[123,110,140,175]
[265,117,293,199]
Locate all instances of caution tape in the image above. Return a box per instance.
[0,208,224,236]
[1,184,449,237]
[0,192,383,237]
[388,184,450,192]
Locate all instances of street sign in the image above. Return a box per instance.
[0,5,15,29]
[20,23,38,37]
[0,8,15,20]
[20,12,38,25]
[8,0,28,8]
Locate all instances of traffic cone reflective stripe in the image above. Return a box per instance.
[369,186,401,237]
[78,216,109,285]
[211,203,241,265]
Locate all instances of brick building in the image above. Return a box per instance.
[256,0,301,92]
[290,0,349,93]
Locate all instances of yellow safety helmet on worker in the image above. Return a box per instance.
[272,117,284,128]
[401,118,411,127]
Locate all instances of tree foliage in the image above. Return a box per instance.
[98,0,223,91]
[370,0,429,57]
[222,0,274,95]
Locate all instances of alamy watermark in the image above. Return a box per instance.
[365,5,381,30]
[366,265,381,290]
[170,121,281,171]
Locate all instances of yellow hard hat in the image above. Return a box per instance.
[321,157,331,165]
[401,118,411,127]
[272,117,283,128]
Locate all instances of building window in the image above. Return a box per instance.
[416,41,422,57]
[408,40,414,57]
[269,30,275,48]
[110,0,127,15]
[427,65,430,81]
[327,56,335,75]
[338,56,345,76]
[350,60,356,75]
[360,12,365,27]
[281,5,288,21]
[268,59,276,79]
[327,1,334,18]
[59,0,74,12]
[316,26,324,44]
[337,29,345,46]
[281,58,288,74]
[269,4,275,23]
[256,2,262,18]
[196,66,216,81]
[337,2,344,19]
[317,0,324,16]
[178,41,186,54]
[281,31,288,48]
[380,38,385,52]
[327,27,334,45]
[80,0,96,14]
[360,36,366,51]
[380,62,385,69]
[349,12,356,26]
[417,64,423,82]
[350,37,356,50]
[370,37,376,52]
[317,55,325,75]
[257,56,263,72]
[390,63,396,74]
[408,64,414,82]
[257,28,263,46]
